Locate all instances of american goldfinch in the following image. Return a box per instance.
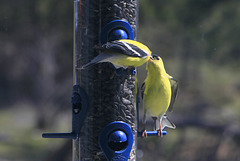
[80,39,151,69]
[141,55,178,137]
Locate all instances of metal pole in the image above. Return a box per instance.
[73,0,139,160]
[73,0,84,160]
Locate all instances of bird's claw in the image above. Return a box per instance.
[142,129,147,138]
[157,129,163,137]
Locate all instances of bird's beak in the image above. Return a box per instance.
[148,56,154,63]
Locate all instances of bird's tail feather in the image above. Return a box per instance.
[80,53,113,69]
[80,60,97,69]
[161,114,176,130]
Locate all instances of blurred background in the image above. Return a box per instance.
[1,0,240,161]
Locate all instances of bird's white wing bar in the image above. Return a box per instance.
[101,40,149,58]
[120,41,149,58]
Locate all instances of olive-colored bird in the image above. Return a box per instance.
[141,55,178,137]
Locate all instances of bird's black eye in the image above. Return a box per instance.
[152,54,159,60]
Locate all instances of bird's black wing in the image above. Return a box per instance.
[168,78,178,112]
[141,81,145,100]
[97,40,149,58]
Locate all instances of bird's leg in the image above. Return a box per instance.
[142,111,147,138]
[155,120,157,132]
[142,128,147,138]
[152,117,157,131]
[157,119,162,137]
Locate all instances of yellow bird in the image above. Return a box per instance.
[141,55,178,137]
[80,39,151,69]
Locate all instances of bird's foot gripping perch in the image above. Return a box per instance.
[137,130,167,138]
[157,129,163,137]
[142,129,148,138]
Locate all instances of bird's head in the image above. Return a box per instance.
[146,55,165,74]
[146,54,164,72]
[148,55,161,62]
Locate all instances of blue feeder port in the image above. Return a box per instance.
[108,130,128,151]
[100,20,134,44]
[132,69,137,75]
[99,121,133,161]
[108,29,128,42]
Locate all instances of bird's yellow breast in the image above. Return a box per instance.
[143,75,171,117]
[113,54,151,67]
